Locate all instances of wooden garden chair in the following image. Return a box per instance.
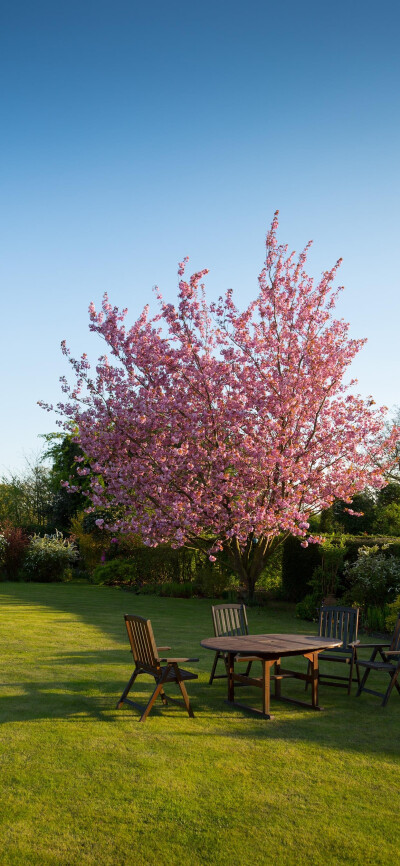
[208,603,255,685]
[306,605,360,694]
[117,614,198,722]
[354,613,400,706]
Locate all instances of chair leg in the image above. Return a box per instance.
[244,660,253,677]
[139,682,165,722]
[159,688,168,706]
[381,669,400,707]
[356,664,372,697]
[177,678,195,718]
[209,652,221,685]
[305,659,311,691]
[348,652,356,695]
[116,668,138,709]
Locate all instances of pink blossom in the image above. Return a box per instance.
[42,214,400,594]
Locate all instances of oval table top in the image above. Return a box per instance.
[201,633,342,659]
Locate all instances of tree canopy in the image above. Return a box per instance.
[42,214,399,593]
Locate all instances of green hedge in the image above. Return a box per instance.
[281,537,321,602]
[282,535,400,602]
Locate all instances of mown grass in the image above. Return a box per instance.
[0,583,399,866]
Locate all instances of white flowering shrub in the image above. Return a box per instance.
[344,545,400,611]
[23,531,79,582]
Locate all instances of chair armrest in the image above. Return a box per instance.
[353,642,390,648]
[349,641,361,648]
[157,646,171,651]
[160,657,199,663]
[385,650,400,656]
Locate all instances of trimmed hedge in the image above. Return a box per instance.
[282,535,400,602]
[281,537,321,602]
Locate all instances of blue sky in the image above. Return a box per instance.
[1,0,399,473]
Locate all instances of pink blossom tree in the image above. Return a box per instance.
[42,213,399,597]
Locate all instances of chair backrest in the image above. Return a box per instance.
[318,605,359,652]
[124,614,160,673]
[211,603,249,638]
[389,614,400,652]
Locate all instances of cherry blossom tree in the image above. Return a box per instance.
[42,213,399,597]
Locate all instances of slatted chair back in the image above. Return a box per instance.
[124,614,160,674]
[212,603,249,639]
[319,605,359,653]
[389,614,400,652]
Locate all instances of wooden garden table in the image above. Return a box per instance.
[201,633,343,719]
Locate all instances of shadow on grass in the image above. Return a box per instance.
[1,667,399,760]
[0,582,399,755]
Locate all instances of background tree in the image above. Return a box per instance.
[42,433,89,533]
[0,459,53,534]
[320,491,377,534]
[43,214,399,597]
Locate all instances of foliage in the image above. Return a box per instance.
[284,533,400,604]
[44,214,399,598]
[0,521,29,579]
[70,511,108,574]
[320,491,377,534]
[0,531,7,568]
[0,460,54,534]
[343,544,400,613]
[91,546,234,597]
[138,580,197,598]
[42,432,89,532]
[23,530,79,582]
[91,558,140,586]
[386,595,400,632]
[342,535,400,563]
[256,544,283,592]
[373,502,400,536]
[194,561,236,598]
[311,536,347,598]
[282,535,321,601]
[363,605,389,633]
[295,536,348,619]
[295,592,320,621]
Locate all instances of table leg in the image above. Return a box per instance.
[274,658,281,700]
[311,652,319,708]
[303,651,319,708]
[262,660,272,716]
[227,651,235,702]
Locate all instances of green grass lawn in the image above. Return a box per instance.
[0,583,399,866]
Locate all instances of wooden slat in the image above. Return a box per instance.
[319,605,359,652]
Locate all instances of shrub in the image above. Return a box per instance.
[295,593,320,621]
[91,559,139,586]
[23,531,79,582]
[302,536,348,610]
[386,596,400,633]
[194,563,236,598]
[158,581,196,598]
[0,532,7,568]
[363,605,389,633]
[119,579,197,597]
[127,544,200,583]
[257,546,283,594]
[283,533,400,602]
[70,512,109,574]
[343,545,400,613]
[0,522,29,579]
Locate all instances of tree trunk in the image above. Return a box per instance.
[226,534,284,602]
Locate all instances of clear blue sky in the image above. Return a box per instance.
[1,0,399,474]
